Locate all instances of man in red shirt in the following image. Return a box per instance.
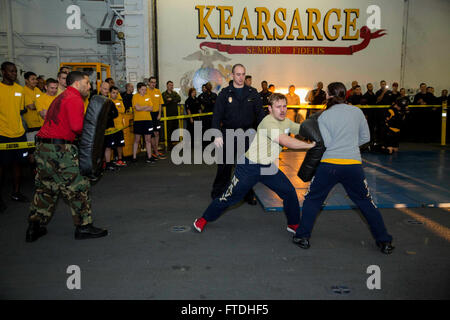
[26,71,108,242]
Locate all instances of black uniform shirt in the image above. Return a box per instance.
[198,91,217,113]
[413,92,428,104]
[122,92,133,112]
[376,89,393,105]
[362,91,377,105]
[212,81,265,130]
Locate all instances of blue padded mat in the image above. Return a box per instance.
[255,150,450,211]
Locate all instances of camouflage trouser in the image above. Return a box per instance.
[29,143,93,226]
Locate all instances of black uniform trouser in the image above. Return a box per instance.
[166,104,179,148]
[211,130,255,201]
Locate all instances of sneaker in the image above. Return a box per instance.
[151,153,160,160]
[292,236,310,249]
[157,151,167,159]
[11,192,30,203]
[114,160,127,167]
[287,224,299,234]
[146,157,156,164]
[193,217,207,233]
[105,163,119,171]
[376,241,395,254]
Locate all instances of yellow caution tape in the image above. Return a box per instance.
[0,141,35,150]
[105,126,127,136]
[160,112,213,121]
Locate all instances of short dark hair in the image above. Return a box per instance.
[110,86,119,92]
[261,80,267,85]
[57,71,68,78]
[24,71,37,80]
[59,66,70,72]
[137,82,146,90]
[66,71,87,87]
[232,63,245,73]
[149,76,157,82]
[166,80,173,85]
[420,83,426,87]
[45,78,58,85]
[268,84,275,89]
[354,85,361,89]
[245,75,252,80]
[1,61,15,71]
[268,93,287,106]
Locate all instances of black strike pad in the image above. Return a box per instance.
[79,95,112,178]
[297,112,326,182]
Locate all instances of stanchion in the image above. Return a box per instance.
[442,100,447,146]
[163,106,168,149]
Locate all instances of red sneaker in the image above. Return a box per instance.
[157,151,167,159]
[115,160,127,167]
[151,153,160,160]
[193,217,207,233]
[287,224,299,234]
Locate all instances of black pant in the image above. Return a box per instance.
[211,131,255,201]
[165,104,179,148]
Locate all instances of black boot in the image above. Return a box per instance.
[293,236,311,249]
[26,221,47,242]
[376,241,395,254]
[75,224,108,240]
[244,190,257,205]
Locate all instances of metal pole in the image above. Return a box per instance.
[5,0,15,62]
[441,100,447,146]
[163,106,168,149]
[400,0,409,87]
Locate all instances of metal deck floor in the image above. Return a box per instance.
[254,150,450,211]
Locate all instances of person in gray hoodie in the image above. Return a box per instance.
[293,82,394,254]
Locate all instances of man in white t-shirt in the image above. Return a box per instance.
[193,93,315,235]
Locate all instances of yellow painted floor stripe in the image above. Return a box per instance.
[398,207,450,242]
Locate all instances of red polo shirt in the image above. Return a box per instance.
[37,87,84,141]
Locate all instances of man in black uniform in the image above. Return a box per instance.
[373,80,393,144]
[198,82,217,147]
[210,64,265,204]
[121,83,134,112]
[259,81,271,105]
[347,85,363,105]
[413,83,431,142]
